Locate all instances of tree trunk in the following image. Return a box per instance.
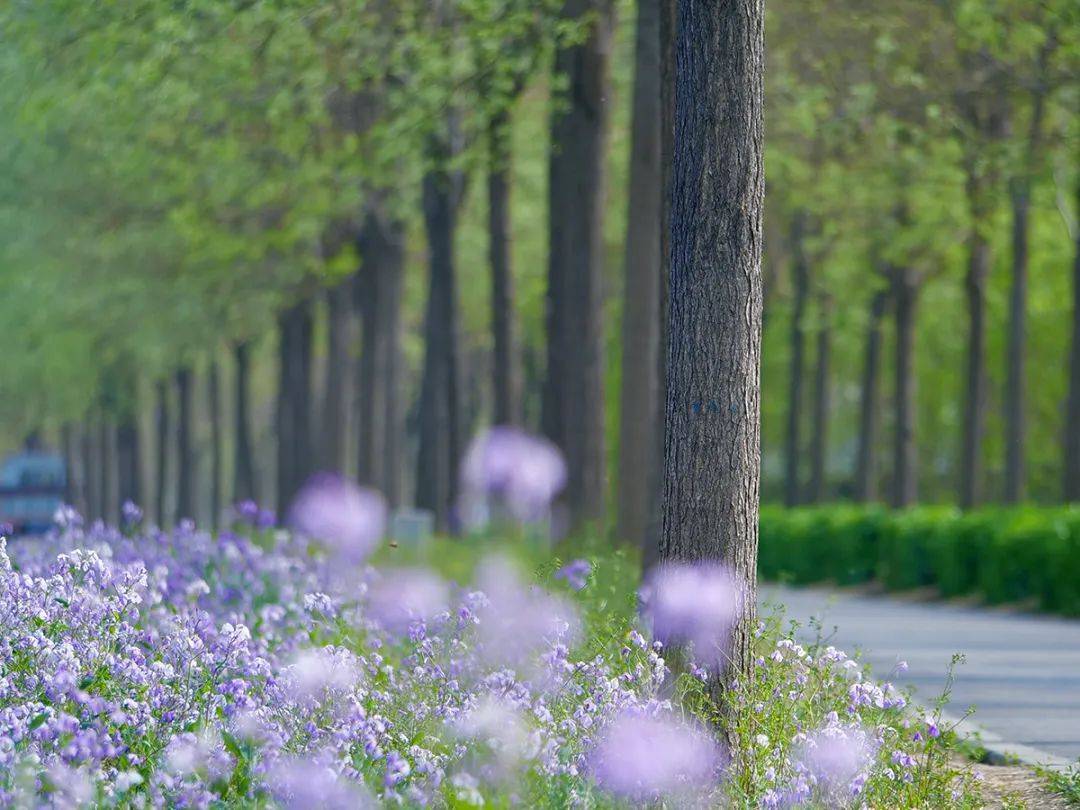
[417,168,465,530]
[959,175,991,510]
[892,268,919,508]
[276,299,314,514]
[175,367,195,521]
[1004,93,1044,504]
[661,0,764,685]
[117,413,141,510]
[543,0,614,529]
[232,342,257,505]
[643,0,676,572]
[488,112,523,428]
[322,283,354,475]
[61,423,85,514]
[154,379,169,527]
[854,289,888,502]
[783,213,810,507]
[208,357,223,529]
[356,267,380,487]
[99,415,118,525]
[356,208,407,506]
[1065,179,1080,501]
[617,0,662,548]
[83,418,99,523]
[808,292,832,503]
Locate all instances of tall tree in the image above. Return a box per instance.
[854,287,889,502]
[488,112,523,427]
[232,341,257,505]
[208,356,223,529]
[542,0,615,528]
[417,152,466,530]
[617,0,662,548]
[175,367,195,521]
[808,291,832,502]
[1004,47,1054,502]
[783,213,810,506]
[154,379,170,526]
[660,0,765,687]
[891,264,921,508]
[321,281,354,475]
[276,299,314,515]
[643,0,676,572]
[357,207,407,506]
[1065,180,1080,501]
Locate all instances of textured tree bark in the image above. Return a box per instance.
[854,289,888,502]
[892,269,919,508]
[321,282,354,476]
[783,213,809,507]
[617,0,662,549]
[544,0,614,529]
[488,113,522,428]
[154,379,170,526]
[1065,180,1080,501]
[276,300,314,514]
[808,292,832,503]
[959,172,991,510]
[661,0,764,685]
[232,342,257,505]
[175,367,195,521]
[208,357,223,529]
[1004,93,1044,504]
[417,168,464,530]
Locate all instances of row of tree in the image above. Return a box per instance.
[0,0,1078,551]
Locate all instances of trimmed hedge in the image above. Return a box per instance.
[758,505,1080,617]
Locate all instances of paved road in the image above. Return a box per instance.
[760,585,1080,766]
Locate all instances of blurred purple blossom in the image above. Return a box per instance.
[555,559,591,591]
[121,501,144,526]
[460,427,566,526]
[287,474,386,562]
[474,555,580,674]
[640,563,743,670]
[269,757,374,809]
[796,721,875,796]
[588,709,721,800]
[366,568,450,635]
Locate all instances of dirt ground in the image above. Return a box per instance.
[969,761,1071,809]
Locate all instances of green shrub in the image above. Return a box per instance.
[759,504,1080,617]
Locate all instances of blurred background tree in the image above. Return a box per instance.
[0,0,1077,536]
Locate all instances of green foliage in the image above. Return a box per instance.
[760,505,1080,616]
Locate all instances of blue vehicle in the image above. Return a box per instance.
[0,451,67,534]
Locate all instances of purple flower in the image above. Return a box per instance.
[366,568,449,635]
[288,474,386,563]
[588,709,721,800]
[554,559,591,591]
[460,427,566,525]
[640,563,743,670]
[474,555,580,674]
[269,757,373,809]
[796,723,875,794]
[121,501,144,526]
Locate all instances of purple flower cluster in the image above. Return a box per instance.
[0,431,970,806]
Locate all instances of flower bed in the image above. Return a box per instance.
[0,509,979,807]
